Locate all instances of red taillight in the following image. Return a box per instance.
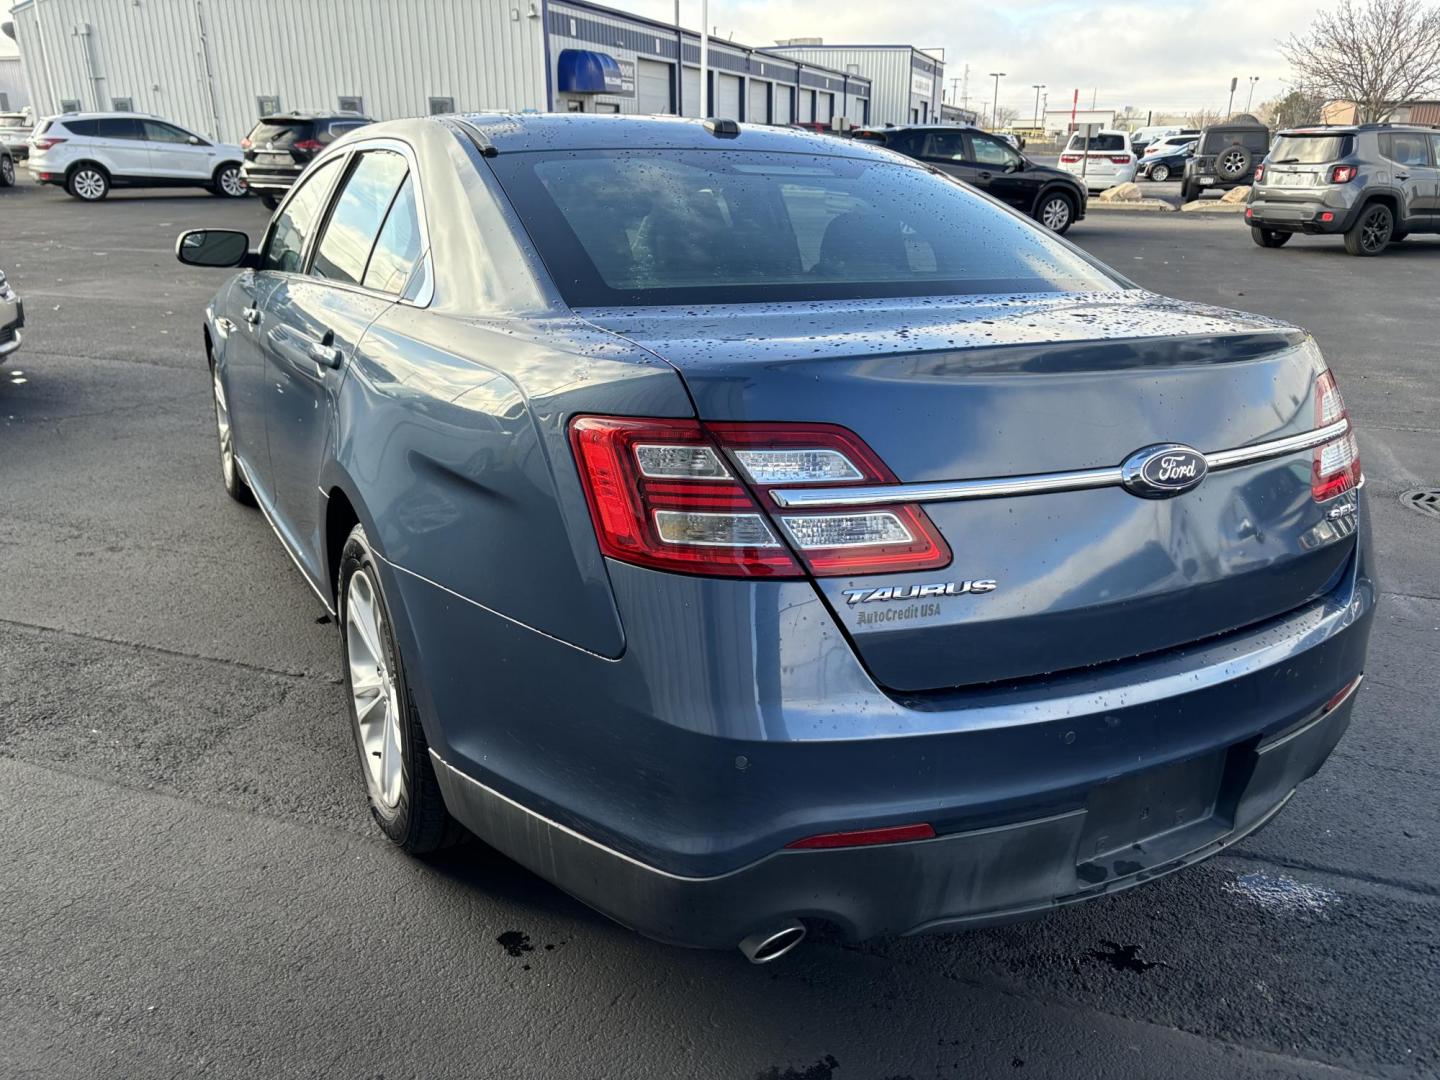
[240,137,252,150]
[786,823,935,849]
[1245,207,1254,220]
[32,137,66,150]
[1253,163,1265,183]
[568,417,951,579]
[1059,153,1081,164]
[292,138,323,152]
[1312,371,1362,502]
[1330,164,1357,183]
[1109,154,1132,165]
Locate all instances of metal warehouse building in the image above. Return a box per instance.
[766,42,943,128]
[7,0,871,142]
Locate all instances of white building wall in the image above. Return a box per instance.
[768,45,940,128]
[0,57,30,110]
[9,0,547,141]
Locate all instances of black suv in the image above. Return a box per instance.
[1181,115,1270,202]
[854,124,1087,234]
[241,111,373,208]
[1248,124,1440,255]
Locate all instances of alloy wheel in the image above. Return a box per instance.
[1361,208,1391,253]
[1151,164,1169,182]
[1,156,13,185]
[1039,196,1071,231]
[212,369,235,487]
[346,569,405,810]
[219,166,246,197]
[1220,150,1246,176]
[73,169,106,200]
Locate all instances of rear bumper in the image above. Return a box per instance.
[432,681,1359,947]
[1247,195,1359,234]
[239,165,299,194]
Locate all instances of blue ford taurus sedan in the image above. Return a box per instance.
[178,114,1373,963]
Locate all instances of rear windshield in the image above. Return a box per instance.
[1066,133,1127,152]
[1269,134,1351,163]
[488,148,1120,307]
[247,120,313,147]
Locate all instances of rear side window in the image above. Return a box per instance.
[1269,135,1351,163]
[261,156,342,272]
[325,120,369,142]
[60,119,98,137]
[363,175,423,294]
[142,120,198,145]
[488,148,1119,306]
[311,150,409,285]
[1381,132,1433,166]
[1067,133,1126,152]
[96,117,144,140]
[247,120,313,148]
[917,131,967,160]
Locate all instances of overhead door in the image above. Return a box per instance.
[798,89,814,123]
[748,80,769,124]
[715,73,742,120]
[682,67,701,117]
[773,84,793,124]
[637,59,673,115]
[817,92,834,126]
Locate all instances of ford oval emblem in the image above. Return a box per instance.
[1121,444,1209,499]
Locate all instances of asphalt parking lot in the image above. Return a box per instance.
[2,175,1438,1080]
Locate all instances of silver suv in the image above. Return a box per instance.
[1247,124,1440,256]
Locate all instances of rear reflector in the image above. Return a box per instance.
[569,417,950,578]
[1320,211,1335,222]
[1312,370,1362,502]
[1323,674,1363,713]
[786,823,936,849]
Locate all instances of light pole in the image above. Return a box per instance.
[988,71,1006,129]
[1031,83,1045,131]
[1245,76,1260,113]
[1226,76,1237,118]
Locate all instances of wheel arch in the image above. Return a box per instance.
[1032,181,1083,220]
[65,158,111,181]
[211,159,243,184]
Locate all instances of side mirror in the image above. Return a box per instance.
[176,229,254,268]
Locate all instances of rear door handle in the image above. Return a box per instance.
[1396,173,1409,181]
[978,171,993,181]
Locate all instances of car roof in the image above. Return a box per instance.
[256,111,372,123]
[452,112,896,159]
[53,111,165,121]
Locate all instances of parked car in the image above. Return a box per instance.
[1056,129,1138,191]
[0,146,14,189]
[26,112,246,201]
[1142,133,1199,159]
[1181,114,1270,202]
[1130,125,1198,157]
[176,115,1373,962]
[0,111,33,161]
[0,268,23,363]
[1139,138,1197,182]
[854,124,1086,233]
[242,111,373,208]
[1247,124,1440,256]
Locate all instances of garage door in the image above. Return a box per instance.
[798,89,814,123]
[817,92,834,125]
[682,67,701,117]
[748,80,769,124]
[773,84,793,124]
[715,73,742,120]
[637,59,672,115]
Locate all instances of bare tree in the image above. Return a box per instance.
[1281,0,1440,122]
[1259,88,1329,128]
[992,104,1020,129]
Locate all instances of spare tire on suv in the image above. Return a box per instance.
[1182,114,1268,200]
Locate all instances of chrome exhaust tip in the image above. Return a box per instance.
[738,919,807,964]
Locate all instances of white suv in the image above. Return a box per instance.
[27,112,246,201]
[1057,129,1138,191]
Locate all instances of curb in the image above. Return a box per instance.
[1180,200,1248,213]
[1087,200,1178,213]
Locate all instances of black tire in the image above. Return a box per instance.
[208,356,255,506]
[66,164,110,201]
[1150,163,1170,183]
[1251,227,1291,249]
[212,162,247,198]
[338,524,462,854]
[260,193,280,211]
[1344,202,1393,257]
[0,152,14,188]
[1215,145,1252,181]
[1034,190,1075,234]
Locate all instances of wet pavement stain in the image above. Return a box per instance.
[1088,940,1166,973]
[495,930,534,958]
[754,1054,840,1080]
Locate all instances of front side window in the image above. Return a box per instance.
[311,150,409,285]
[488,149,1120,306]
[261,157,342,272]
[970,136,1022,168]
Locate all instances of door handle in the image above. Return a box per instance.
[1396,173,1409,181]
[307,330,343,369]
[978,171,993,180]
[242,306,262,326]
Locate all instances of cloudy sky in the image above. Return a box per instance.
[622,0,1324,119]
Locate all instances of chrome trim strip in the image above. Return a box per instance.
[769,418,1351,509]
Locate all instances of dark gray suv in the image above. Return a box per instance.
[1247,124,1440,255]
